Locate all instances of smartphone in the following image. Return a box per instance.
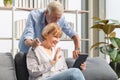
[73,54,88,70]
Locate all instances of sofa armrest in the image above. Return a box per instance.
[0,52,17,80]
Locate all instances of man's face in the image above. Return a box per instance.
[46,11,62,23]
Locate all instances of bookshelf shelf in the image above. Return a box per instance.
[64,10,89,14]
[15,7,89,14]
[15,7,37,11]
[0,6,12,10]
[0,38,12,40]
[0,6,89,14]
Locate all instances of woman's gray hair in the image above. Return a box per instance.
[47,1,64,14]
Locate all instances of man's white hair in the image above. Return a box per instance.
[47,1,64,14]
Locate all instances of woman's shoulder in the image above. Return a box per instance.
[28,46,42,54]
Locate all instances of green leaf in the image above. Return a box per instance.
[91,24,104,30]
[91,17,120,63]
[110,37,120,49]
[101,20,109,24]
[109,32,116,37]
[115,24,120,28]
[100,45,113,55]
[115,51,120,62]
[102,24,115,34]
[109,49,118,62]
[90,42,107,50]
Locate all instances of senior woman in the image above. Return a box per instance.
[26,23,86,80]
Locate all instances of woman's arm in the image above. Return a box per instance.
[54,50,68,71]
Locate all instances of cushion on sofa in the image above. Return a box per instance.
[84,57,118,80]
[0,52,17,80]
[14,52,29,80]
[66,57,118,80]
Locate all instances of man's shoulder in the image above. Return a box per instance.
[37,8,46,13]
[58,15,67,25]
[30,8,46,15]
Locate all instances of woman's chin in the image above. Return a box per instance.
[52,44,56,47]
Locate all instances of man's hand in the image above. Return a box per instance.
[32,38,41,48]
[25,38,41,48]
[73,49,80,59]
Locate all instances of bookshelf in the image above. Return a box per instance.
[0,0,89,56]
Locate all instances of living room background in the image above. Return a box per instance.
[0,0,85,58]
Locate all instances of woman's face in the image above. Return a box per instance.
[45,34,60,47]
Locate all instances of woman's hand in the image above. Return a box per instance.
[54,48,61,61]
[80,62,86,71]
[50,48,61,66]
[50,48,61,65]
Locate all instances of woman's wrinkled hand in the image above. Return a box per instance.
[80,62,86,71]
[50,48,61,66]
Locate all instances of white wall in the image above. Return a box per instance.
[0,11,29,52]
[0,11,12,52]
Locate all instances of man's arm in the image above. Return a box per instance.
[25,38,40,48]
[72,35,81,59]
[59,16,80,59]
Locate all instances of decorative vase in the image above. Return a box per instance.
[4,0,12,7]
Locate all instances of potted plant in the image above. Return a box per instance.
[4,0,12,7]
[90,17,120,77]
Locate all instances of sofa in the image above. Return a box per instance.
[0,52,118,80]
